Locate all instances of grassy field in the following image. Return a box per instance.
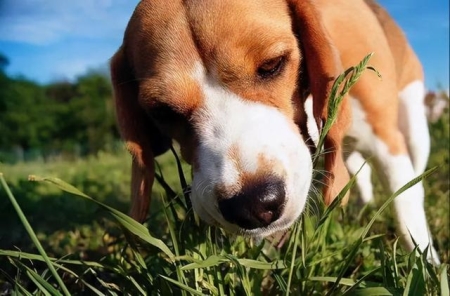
[0,105,448,293]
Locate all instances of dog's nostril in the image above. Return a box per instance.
[257,210,274,225]
[218,175,286,230]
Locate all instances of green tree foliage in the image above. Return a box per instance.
[0,78,55,150]
[0,53,119,161]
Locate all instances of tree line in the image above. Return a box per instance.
[0,53,120,162]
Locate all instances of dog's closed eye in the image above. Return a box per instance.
[257,56,286,79]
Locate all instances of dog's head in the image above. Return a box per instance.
[111,0,351,238]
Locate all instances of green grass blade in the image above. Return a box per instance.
[170,146,191,207]
[313,53,379,163]
[326,238,364,295]
[127,275,147,296]
[0,250,103,268]
[341,267,383,295]
[2,251,105,295]
[51,265,105,296]
[348,287,394,296]
[28,174,89,197]
[309,276,355,286]
[404,262,426,296]
[316,173,356,228]
[440,264,449,296]
[12,281,34,296]
[160,275,203,295]
[236,259,287,270]
[181,255,229,270]
[15,261,61,295]
[0,173,70,296]
[29,175,175,260]
[27,273,54,295]
[361,167,438,239]
[285,220,302,295]
[154,172,178,199]
[162,197,187,296]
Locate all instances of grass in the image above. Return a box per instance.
[0,155,448,295]
[0,56,448,294]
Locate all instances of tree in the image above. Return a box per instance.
[0,54,120,159]
[70,71,117,154]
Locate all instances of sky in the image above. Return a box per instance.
[0,0,448,90]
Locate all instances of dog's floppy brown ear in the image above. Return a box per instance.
[288,0,352,205]
[111,47,170,222]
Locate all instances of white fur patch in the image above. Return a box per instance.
[345,151,373,204]
[190,62,313,238]
[398,80,430,176]
[347,98,374,151]
[304,95,320,146]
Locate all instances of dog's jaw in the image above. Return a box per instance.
[190,62,313,238]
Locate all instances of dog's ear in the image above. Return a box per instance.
[288,0,352,205]
[110,47,171,222]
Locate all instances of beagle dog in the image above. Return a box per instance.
[111,0,439,264]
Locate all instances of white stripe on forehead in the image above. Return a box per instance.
[192,62,300,175]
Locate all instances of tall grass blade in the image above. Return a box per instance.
[160,275,203,296]
[340,267,383,295]
[2,251,106,295]
[0,173,70,296]
[361,167,437,239]
[170,145,191,207]
[285,220,302,295]
[316,173,356,228]
[15,261,60,296]
[309,276,356,286]
[440,264,449,296]
[127,275,146,296]
[180,255,230,270]
[349,287,394,296]
[404,261,426,296]
[0,250,103,268]
[29,175,175,260]
[326,238,364,296]
[12,281,34,296]
[313,53,380,163]
[162,197,187,296]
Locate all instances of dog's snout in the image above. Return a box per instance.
[218,175,286,230]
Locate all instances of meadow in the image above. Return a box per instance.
[0,63,449,294]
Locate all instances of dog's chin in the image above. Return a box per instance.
[194,212,296,241]
[236,221,294,240]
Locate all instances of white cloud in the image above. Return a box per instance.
[0,0,138,45]
[0,0,138,83]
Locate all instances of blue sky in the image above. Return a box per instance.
[0,0,448,90]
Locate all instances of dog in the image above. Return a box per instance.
[110,0,440,264]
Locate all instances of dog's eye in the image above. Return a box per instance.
[257,56,286,79]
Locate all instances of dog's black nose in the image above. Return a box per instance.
[218,175,286,230]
